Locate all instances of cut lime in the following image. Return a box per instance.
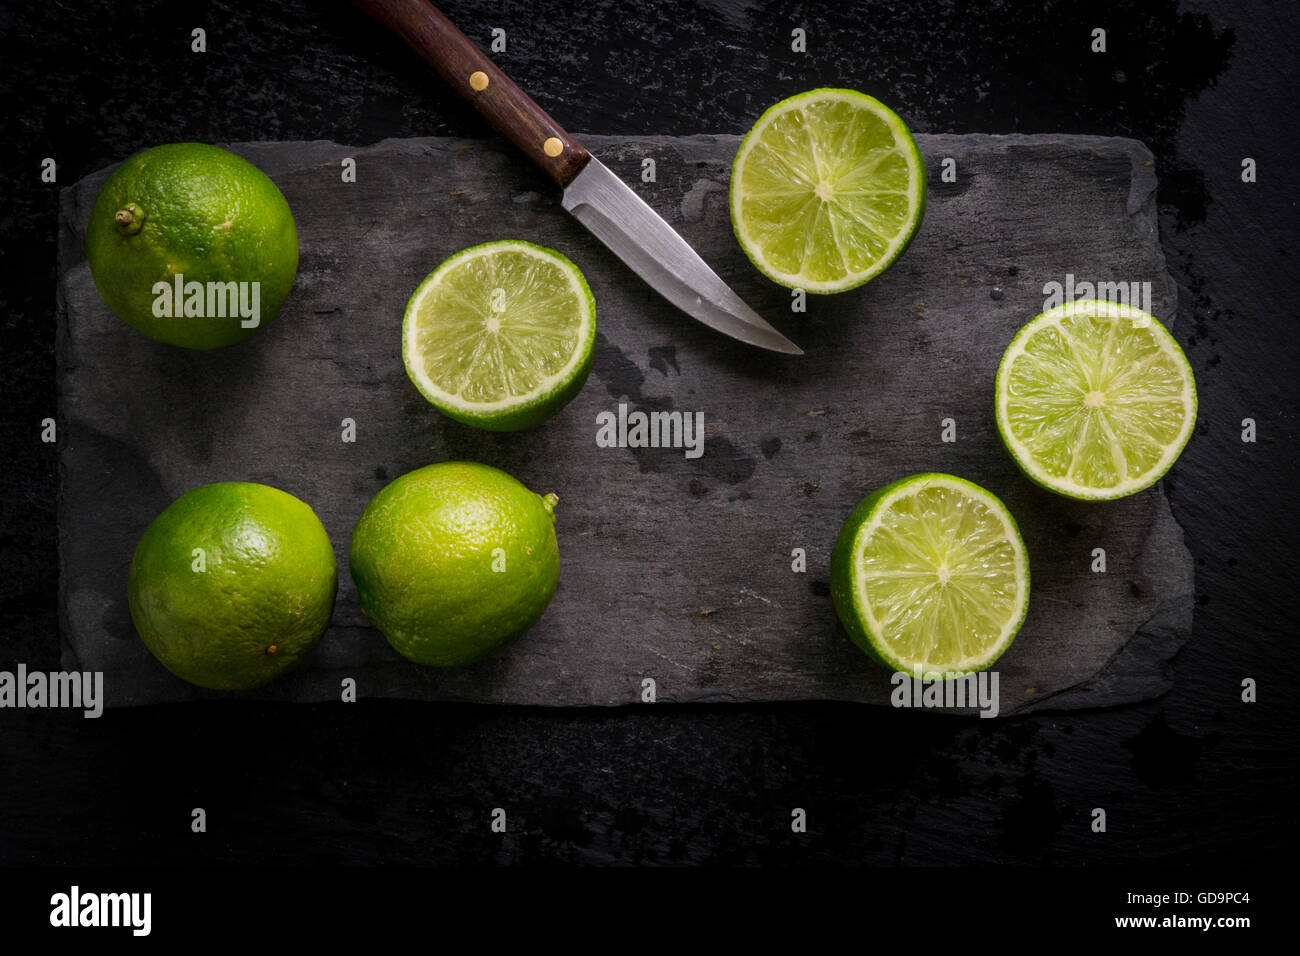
[830,474,1030,678]
[995,299,1197,501]
[402,240,596,431]
[730,88,926,293]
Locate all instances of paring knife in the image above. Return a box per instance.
[350,0,803,355]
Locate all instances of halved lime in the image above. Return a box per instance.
[730,88,926,293]
[402,240,596,431]
[995,299,1197,501]
[830,474,1030,678]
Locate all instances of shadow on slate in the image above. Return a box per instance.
[56,133,1193,715]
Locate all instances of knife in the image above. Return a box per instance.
[350,0,803,355]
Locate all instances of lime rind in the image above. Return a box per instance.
[402,240,596,431]
[86,142,299,350]
[730,88,927,293]
[830,474,1030,679]
[348,462,561,667]
[128,482,337,690]
[995,299,1197,501]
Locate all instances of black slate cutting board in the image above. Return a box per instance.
[56,132,1193,714]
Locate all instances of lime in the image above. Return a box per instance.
[995,299,1197,501]
[402,240,596,431]
[86,142,299,349]
[348,461,560,666]
[128,482,337,690]
[730,88,926,293]
[830,474,1030,678]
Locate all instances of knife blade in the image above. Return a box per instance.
[562,158,802,354]
[350,0,803,355]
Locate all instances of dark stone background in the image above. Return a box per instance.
[0,0,1294,865]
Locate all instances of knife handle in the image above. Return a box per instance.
[351,0,591,188]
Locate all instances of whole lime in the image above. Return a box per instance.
[349,462,560,667]
[86,142,299,349]
[128,482,337,689]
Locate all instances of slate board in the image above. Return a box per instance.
[56,132,1193,715]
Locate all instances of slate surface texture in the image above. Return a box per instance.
[58,132,1191,714]
[2,0,1290,867]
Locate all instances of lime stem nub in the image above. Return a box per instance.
[114,203,145,235]
[541,493,559,516]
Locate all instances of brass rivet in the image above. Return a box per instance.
[543,137,563,157]
[469,70,489,91]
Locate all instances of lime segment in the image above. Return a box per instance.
[730,88,926,293]
[995,299,1197,500]
[831,474,1029,677]
[402,240,596,431]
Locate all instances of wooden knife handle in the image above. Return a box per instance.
[350,0,591,188]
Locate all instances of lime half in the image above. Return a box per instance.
[730,88,926,293]
[995,299,1197,500]
[830,474,1029,678]
[403,240,596,431]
